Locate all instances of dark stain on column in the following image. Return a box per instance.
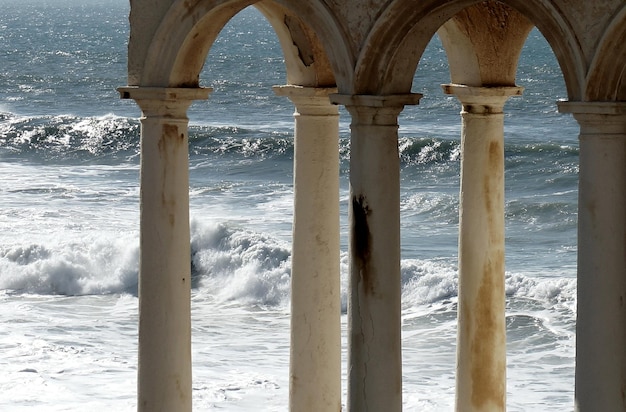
[352,194,373,294]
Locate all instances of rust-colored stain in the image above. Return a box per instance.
[352,194,374,295]
[470,257,505,409]
[468,138,506,408]
[484,140,503,241]
[174,374,187,401]
[159,124,184,227]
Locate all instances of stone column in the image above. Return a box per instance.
[443,84,522,412]
[273,86,341,412]
[557,102,626,412]
[330,93,421,412]
[118,86,211,412]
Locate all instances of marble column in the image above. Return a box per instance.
[118,86,211,412]
[331,93,421,412]
[558,101,626,412]
[443,84,522,412]
[273,85,341,412]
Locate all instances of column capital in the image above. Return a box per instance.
[557,101,626,135]
[329,93,422,108]
[117,86,212,118]
[329,93,422,126]
[442,84,523,114]
[557,101,626,115]
[272,85,339,116]
[272,85,337,99]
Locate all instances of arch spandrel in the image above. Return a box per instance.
[354,0,585,100]
[138,0,251,87]
[585,5,626,101]
[133,0,354,91]
[127,0,180,86]
[353,0,474,95]
[254,1,335,87]
[438,2,534,87]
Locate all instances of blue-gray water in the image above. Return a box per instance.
[0,2,578,410]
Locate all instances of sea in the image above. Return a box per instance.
[0,1,580,411]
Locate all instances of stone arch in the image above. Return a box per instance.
[137,0,353,90]
[585,5,626,101]
[354,0,585,100]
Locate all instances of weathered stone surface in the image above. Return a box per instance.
[126,0,626,100]
[440,2,533,86]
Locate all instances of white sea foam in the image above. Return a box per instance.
[0,217,577,314]
[0,234,139,295]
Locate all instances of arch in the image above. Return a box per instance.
[354,0,585,100]
[138,0,354,90]
[585,5,626,101]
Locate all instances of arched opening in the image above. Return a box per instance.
[392,28,577,409]
[158,5,347,409]
[187,7,294,298]
[354,0,584,98]
[135,0,352,89]
[393,4,579,409]
[503,33,578,409]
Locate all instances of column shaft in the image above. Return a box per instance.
[559,102,626,412]
[332,93,421,412]
[119,87,211,412]
[274,86,341,412]
[444,85,521,412]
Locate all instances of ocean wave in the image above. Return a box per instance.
[398,137,460,166]
[0,114,298,164]
[505,140,579,158]
[0,113,140,162]
[190,220,292,306]
[401,192,458,222]
[395,137,577,171]
[188,222,576,311]
[0,235,139,296]
[188,126,293,160]
[401,259,458,305]
[0,219,577,313]
[1,113,580,176]
[505,199,577,226]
